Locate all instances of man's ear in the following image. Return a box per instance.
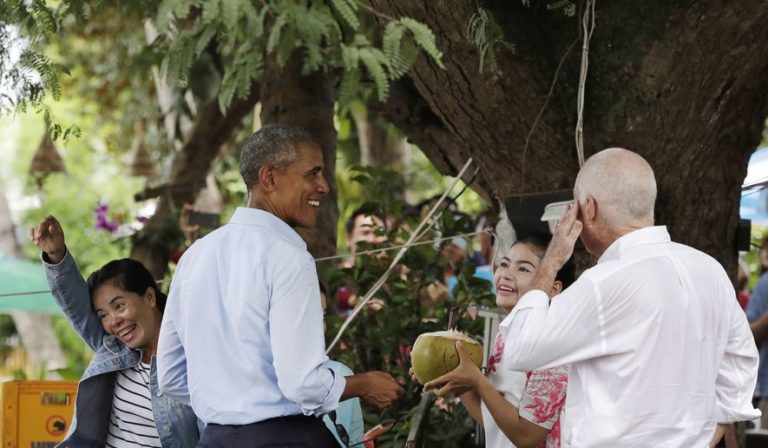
[582,195,597,224]
[258,165,276,192]
[550,280,563,296]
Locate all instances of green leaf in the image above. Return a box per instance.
[201,0,221,26]
[329,0,359,29]
[400,17,444,69]
[266,13,288,54]
[359,48,388,100]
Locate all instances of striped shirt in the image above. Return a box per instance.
[106,362,162,448]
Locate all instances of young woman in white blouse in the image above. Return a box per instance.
[423,234,574,448]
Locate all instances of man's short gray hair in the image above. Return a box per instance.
[240,124,320,189]
[575,148,657,225]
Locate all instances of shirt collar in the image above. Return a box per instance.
[228,207,307,250]
[597,225,670,264]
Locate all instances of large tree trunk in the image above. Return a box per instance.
[130,82,260,279]
[260,51,338,259]
[372,0,768,278]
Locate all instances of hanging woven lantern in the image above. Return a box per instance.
[128,122,155,178]
[29,120,66,186]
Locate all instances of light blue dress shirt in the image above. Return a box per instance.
[157,207,346,424]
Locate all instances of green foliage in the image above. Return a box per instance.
[324,167,494,447]
[0,1,63,113]
[152,0,444,112]
[545,0,577,16]
[466,1,575,74]
[466,8,515,73]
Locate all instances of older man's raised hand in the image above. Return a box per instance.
[545,201,583,271]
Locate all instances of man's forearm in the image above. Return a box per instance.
[525,258,559,297]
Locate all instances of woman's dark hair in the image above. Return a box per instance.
[513,232,576,289]
[87,258,167,312]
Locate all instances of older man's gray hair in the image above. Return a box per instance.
[574,147,657,226]
[240,124,320,189]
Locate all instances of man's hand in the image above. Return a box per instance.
[708,423,730,448]
[522,202,582,297]
[358,371,404,410]
[30,215,66,264]
[423,342,483,398]
[544,201,582,271]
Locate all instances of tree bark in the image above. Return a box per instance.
[259,51,338,259]
[371,0,768,278]
[130,81,260,279]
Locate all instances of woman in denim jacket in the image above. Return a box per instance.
[32,216,199,448]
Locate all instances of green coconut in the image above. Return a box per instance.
[410,330,484,384]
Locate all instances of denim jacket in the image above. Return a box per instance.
[43,250,200,448]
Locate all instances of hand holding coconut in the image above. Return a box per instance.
[409,330,483,387]
[423,342,484,398]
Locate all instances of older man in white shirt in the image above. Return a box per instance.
[157,124,403,447]
[500,148,760,447]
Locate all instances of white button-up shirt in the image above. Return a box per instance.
[500,226,759,447]
[157,207,345,424]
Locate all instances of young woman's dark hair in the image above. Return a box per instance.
[87,258,167,312]
[514,232,576,289]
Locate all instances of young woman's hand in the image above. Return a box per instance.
[31,215,66,264]
[423,342,483,398]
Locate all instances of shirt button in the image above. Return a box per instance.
[164,425,171,433]
[157,391,163,397]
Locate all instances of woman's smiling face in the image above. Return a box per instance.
[494,242,542,313]
[92,282,159,350]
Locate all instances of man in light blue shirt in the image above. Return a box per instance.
[157,124,403,447]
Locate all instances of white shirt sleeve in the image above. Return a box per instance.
[501,277,607,372]
[268,257,345,415]
[157,277,191,405]
[714,298,761,423]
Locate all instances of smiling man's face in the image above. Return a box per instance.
[269,142,329,229]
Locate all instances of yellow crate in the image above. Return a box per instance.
[2,381,77,448]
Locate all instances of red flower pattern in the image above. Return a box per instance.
[522,366,568,448]
[486,332,505,375]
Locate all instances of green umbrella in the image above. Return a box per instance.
[0,256,62,314]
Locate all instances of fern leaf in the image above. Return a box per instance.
[195,25,217,56]
[360,48,389,100]
[201,0,221,26]
[338,70,361,110]
[383,22,411,78]
[341,44,359,72]
[329,0,359,28]
[267,14,288,54]
[218,67,237,113]
[220,0,240,31]
[400,17,444,69]
[390,39,418,78]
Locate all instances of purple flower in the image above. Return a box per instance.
[94,202,120,233]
